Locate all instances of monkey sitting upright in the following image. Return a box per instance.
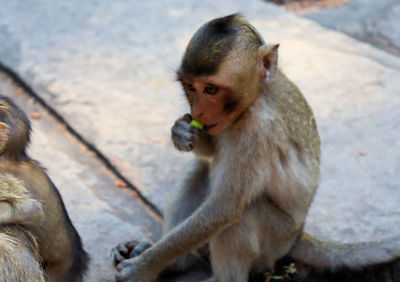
[113,14,400,282]
[0,95,89,282]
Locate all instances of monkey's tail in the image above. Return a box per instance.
[289,231,400,270]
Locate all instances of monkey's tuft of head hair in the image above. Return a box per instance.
[178,14,265,78]
[0,95,31,159]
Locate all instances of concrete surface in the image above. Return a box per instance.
[0,73,162,281]
[306,0,400,56]
[0,0,399,280]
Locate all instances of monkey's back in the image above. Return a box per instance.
[245,71,322,225]
[270,71,320,158]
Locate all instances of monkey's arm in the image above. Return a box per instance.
[117,194,244,281]
[116,147,257,281]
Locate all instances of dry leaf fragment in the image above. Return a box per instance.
[15,87,24,95]
[31,112,41,119]
[116,180,127,188]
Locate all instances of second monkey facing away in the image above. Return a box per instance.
[0,96,89,281]
[113,14,400,282]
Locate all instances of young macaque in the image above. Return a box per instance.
[0,95,89,281]
[113,14,400,282]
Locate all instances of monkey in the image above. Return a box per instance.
[0,95,89,281]
[112,14,400,282]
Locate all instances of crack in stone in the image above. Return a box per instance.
[0,61,162,218]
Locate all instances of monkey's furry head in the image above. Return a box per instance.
[179,13,265,77]
[0,95,31,158]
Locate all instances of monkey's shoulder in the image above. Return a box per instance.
[268,73,312,118]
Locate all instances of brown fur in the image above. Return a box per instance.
[0,95,89,281]
[0,173,44,225]
[114,14,319,282]
[0,226,45,282]
[115,15,400,282]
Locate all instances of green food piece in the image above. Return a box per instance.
[190,119,204,130]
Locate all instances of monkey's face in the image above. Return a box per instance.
[0,96,31,156]
[180,76,235,135]
[179,53,259,135]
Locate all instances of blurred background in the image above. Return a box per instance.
[0,0,399,281]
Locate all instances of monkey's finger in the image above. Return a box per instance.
[125,240,139,251]
[173,119,194,133]
[116,263,136,282]
[111,244,131,264]
[115,260,131,272]
[116,271,132,282]
[111,250,126,265]
[172,122,200,140]
[189,126,201,135]
[177,119,201,135]
[129,241,152,258]
[172,136,193,152]
[117,243,129,255]
[172,128,197,143]
[183,113,192,123]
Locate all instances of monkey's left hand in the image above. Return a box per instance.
[116,255,155,282]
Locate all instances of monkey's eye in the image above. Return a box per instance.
[184,84,195,92]
[205,85,219,95]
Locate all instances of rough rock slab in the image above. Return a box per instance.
[0,72,162,281]
[306,0,400,56]
[0,0,399,260]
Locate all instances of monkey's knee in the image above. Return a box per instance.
[162,243,209,274]
[167,253,200,273]
[0,231,44,282]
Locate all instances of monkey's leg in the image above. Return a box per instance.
[0,228,45,282]
[207,213,259,282]
[163,159,210,272]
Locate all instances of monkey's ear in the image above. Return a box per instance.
[258,44,279,83]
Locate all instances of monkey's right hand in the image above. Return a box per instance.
[171,114,201,152]
[111,240,152,266]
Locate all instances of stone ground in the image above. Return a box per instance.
[305,0,400,57]
[0,0,399,281]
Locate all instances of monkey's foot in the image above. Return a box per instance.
[111,240,152,265]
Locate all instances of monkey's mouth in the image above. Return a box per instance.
[204,123,218,130]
